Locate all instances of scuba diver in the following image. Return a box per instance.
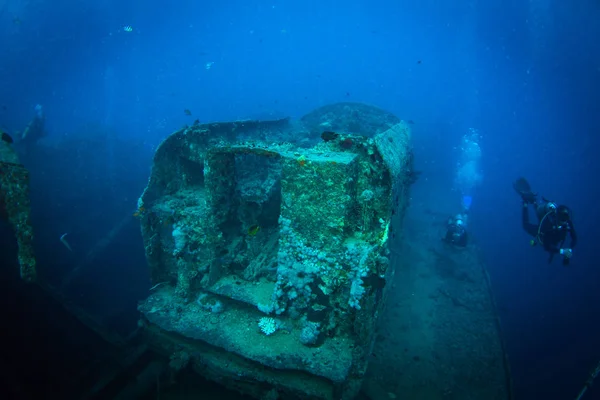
[19,104,45,148]
[513,177,577,265]
[442,195,471,248]
[443,213,468,247]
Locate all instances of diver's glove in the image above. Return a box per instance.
[560,248,573,258]
[560,248,572,266]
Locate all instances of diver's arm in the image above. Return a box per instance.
[569,223,578,249]
[522,203,538,236]
[557,224,576,265]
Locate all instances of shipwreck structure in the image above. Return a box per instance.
[0,134,36,282]
[136,103,512,399]
[136,104,412,399]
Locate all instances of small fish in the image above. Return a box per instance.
[248,225,261,236]
[184,109,192,116]
[133,206,145,217]
[417,60,422,64]
[123,25,133,32]
[1,131,13,144]
[340,138,354,149]
[321,131,339,142]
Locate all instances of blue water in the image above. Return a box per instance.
[1,1,599,398]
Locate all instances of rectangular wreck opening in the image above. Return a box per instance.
[178,156,205,189]
[233,153,282,226]
[151,151,206,199]
[211,151,283,283]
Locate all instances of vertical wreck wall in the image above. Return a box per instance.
[0,139,36,282]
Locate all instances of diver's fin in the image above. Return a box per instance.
[513,177,531,194]
[513,177,537,203]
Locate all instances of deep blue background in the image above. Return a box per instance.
[1,1,599,398]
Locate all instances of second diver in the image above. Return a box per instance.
[514,177,577,265]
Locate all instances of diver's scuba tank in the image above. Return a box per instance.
[536,199,557,220]
[531,200,557,247]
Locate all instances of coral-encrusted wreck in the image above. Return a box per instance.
[137,104,413,399]
[0,135,36,282]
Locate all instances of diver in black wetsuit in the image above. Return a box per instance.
[514,177,577,265]
[20,104,45,147]
[443,213,468,247]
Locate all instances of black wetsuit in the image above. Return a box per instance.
[522,203,577,262]
[444,223,468,247]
